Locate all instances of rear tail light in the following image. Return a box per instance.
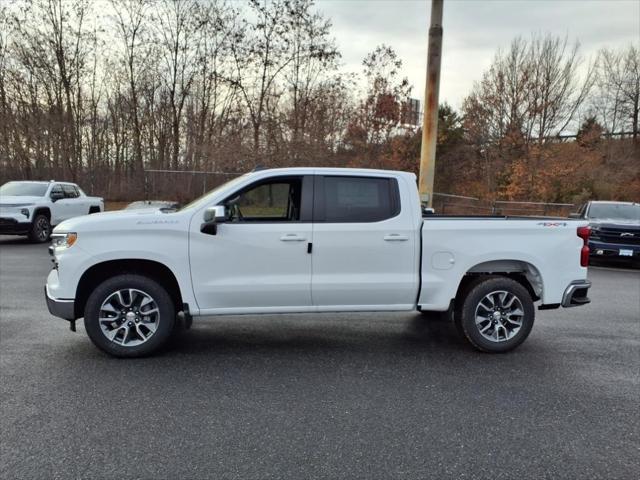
[577,226,590,267]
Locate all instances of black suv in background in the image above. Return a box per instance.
[571,201,640,267]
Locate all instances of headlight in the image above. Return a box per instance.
[20,208,30,218]
[51,232,78,249]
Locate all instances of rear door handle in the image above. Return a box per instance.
[280,234,306,242]
[384,234,409,241]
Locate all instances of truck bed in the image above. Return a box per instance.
[418,217,587,311]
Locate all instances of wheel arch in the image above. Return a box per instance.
[456,259,543,303]
[33,207,51,221]
[75,259,184,319]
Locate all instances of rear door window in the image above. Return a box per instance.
[62,185,79,198]
[316,176,400,223]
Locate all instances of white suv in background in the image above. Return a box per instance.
[0,180,104,243]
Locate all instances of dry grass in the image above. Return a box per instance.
[105,201,129,211]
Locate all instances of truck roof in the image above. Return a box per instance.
[253,167,417,179]
[6,180,50,184]
[5,180,78,185]
[590,200,638,205]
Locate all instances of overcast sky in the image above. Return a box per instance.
[316,0,640,110]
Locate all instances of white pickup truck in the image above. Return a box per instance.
[45,168,591,357]
[0,180,104,242]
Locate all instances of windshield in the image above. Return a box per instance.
[0,182,49,197]
[178,174,250,212]
[588,203,640,221]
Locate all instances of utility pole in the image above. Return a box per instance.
[418,0,444,207]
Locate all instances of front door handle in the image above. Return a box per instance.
[384,234,409,241]
[280,234,306,242]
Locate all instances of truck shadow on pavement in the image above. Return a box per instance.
[62,313,473,359]
[0,236,36,245]
[161,313,470,358]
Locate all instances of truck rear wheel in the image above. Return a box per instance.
[454,276,535,353]
[84,274,175,358]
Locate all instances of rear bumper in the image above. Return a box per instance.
[561,280,591,308]
[45,284,76,321]
[0,217,31,235]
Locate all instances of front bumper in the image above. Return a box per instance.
[0,217,31,235]
[561,280,591,308]
[589,239,640,260]
[45,284,76,320]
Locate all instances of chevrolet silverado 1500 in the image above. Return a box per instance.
[570,201,640,267]
[45,168,592,357]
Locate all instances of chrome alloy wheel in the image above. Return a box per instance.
[98,289,160,347]
[474,290,525,343]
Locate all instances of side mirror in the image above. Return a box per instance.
[422,207,435,215]
[568,213,582,219]
[200,206,227,235]
[51,191,64,202]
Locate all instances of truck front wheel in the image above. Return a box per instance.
[28,214,51,243]
[455,276,535,353]
[84,274,175,357]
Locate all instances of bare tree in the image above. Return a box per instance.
[465,34,594,146]
[463,34,596,197]
[155,0,200,169]
[185,0,237,172]
[109,0,154,177]
[229,0,293,162]
[7,0,94,179]
[594,45,640,140]
[0,4,11,174]
[344,45,411,167]
[281,0,339,162]
[527,35,595,141]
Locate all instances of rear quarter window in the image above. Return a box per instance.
[62,185,79,198]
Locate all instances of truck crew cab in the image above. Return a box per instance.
[45,168,591,357]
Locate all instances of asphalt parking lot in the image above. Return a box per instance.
[1,235,639,480]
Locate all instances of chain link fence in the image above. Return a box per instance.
[432,193,575,217]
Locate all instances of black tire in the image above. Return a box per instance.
[28,213,51,243]
[88,206,101,214]
[454,276,535,353]
[84,274,175,358]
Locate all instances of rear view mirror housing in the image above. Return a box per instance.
[50,191,64,202]
[201,206,227,235]
[422,207,435,215]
